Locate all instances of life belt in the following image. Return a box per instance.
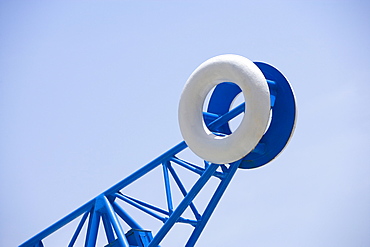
[178,54,271,164]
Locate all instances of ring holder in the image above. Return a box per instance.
[204,61,297,168]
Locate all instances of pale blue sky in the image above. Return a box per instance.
[1,1,369,246]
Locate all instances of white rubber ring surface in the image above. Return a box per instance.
[178,54,271,164]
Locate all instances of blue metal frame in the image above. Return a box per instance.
[20,62,296,247]
[19,139,241,247]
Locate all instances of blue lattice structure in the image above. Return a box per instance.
[20,56,296,247]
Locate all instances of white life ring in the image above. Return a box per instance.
[178,54,271,164]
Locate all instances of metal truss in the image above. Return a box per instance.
[20,59,296,247]
[20,104,245,247]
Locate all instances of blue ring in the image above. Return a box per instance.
[204,62,296,168]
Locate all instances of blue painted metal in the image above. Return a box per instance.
[126,229,153,247]
[240,62,296,168]
[101,212,116,244]
[204,82,243,135]
[119,194,169,216]
[112,201,143,230]
[20,200,95,247]
[186,160,241,247]
[204,62,296,169]
[104,141,187,197]
[162,161,174,214]
[34,241,43,247]
[85,205,100,247]
[148,163,220,247]
[19,140,237,247]
[20,60,295,247]
[167,163,201,220]
[101,195,130,247]
[115,193,168,223]
[206,102,246,132]
[68,211,89,247]
[169,156,224,179]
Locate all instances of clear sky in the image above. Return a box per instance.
[1,1,369,246]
